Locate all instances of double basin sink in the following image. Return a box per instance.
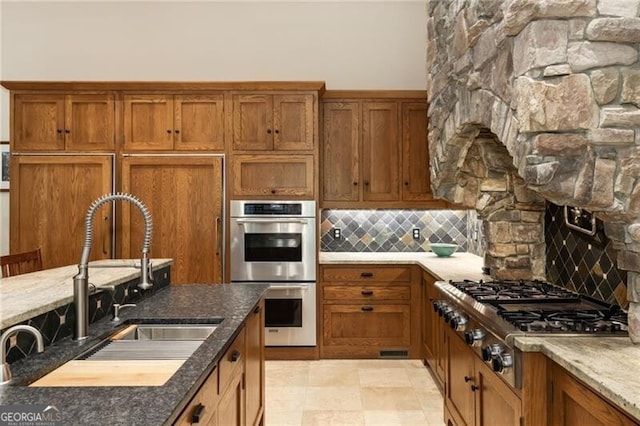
[29,320,222,387]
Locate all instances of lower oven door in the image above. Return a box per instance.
[264,283,316,346]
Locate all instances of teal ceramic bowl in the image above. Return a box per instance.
[430,243,458,257]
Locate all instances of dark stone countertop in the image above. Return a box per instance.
[0,283,269,425]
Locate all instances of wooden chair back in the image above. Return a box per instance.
[1,248,44,277]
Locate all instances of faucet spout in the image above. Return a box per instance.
[0,325,44,385]
[73,192,153,340]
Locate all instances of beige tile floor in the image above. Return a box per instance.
[265,359,446,426]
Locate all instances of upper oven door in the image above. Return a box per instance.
[230,216,316,282]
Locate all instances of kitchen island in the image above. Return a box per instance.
[0,282,268,425]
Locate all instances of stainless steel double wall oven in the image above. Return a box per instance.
[230,200,316,346]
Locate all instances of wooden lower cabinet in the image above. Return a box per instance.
[175,300,264,426]
[550,362,637,426]
[422,271,445,388]
[445,328,522,426]
[174,368,219,426]
[9,154,114,269]
[121,156,223,284]
[319,265,420,359]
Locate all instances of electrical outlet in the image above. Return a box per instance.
[333,228,341,239]
[412,228,420,240]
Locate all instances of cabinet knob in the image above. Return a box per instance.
[230,349,241,362]
[191,403,205,423]
[267,129,272,134]
[175,129,180,134]
[167,130,172,134]
[464,376,472,382]
[361,306,374,312]
[361,290,374,296]
[353,182,358,186]
[275,129,280,134]
[56,129,63,134]
[404,181,409,186]
[271,189,276,194]
[471,384,479,392]
[364,181,369,186]
[65,129,71,134]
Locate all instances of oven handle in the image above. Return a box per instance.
[235,219,309,225]
[269,285,309,291]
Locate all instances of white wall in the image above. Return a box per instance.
[0,0,427,256]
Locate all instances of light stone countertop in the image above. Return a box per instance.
[515,336,640,421]
[319,251,489,281]
[0,258,173,329]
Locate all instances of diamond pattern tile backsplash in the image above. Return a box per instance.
[545,202,628,308]
[320,209,476,252]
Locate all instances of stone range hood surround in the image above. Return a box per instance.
[426,0,640,342]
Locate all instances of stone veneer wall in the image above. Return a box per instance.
[320,210,481,254]
[427,0,640,341]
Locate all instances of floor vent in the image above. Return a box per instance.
[378,349,409,359]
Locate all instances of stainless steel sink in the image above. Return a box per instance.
[78,323,219,361]
[118,324,218,341]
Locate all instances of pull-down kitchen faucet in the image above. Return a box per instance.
[73,193,153,340]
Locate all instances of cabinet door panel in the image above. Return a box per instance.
[124,95,174,150]
[551,363,637,426]
[175,95,225,151]
[273,94,314,150]
[232,95,272,151]
[245,302,265,426]
[217,373,244,426]
[13,94,65,151]
[230,155,314,198]
[446,329,476,426]
[121,156,223,284]
[65,94,115,151]
[322,102,360,202]
[402,102,433,201]
[475,358,521,426]
[10,155,113,269]
[362,102,400,201]
[323,304,411,347]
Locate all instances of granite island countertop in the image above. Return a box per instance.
[319,251,490,281]
[0,283,269,425]
[0,259,173,330]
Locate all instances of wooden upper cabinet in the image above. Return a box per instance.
[13,93,115,152]
[124,94,224,151]
[231,93,314,151]
[322,102,359,202]
[402,102,433,201]
[362,101,400,202]
[230,155,314,199]
[10,155,114,269]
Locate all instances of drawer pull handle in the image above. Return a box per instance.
[360,272,374,278]
[191,403,205,423]
[361,290,374,296]
[361,306,374,312]
[471,384,479,392]
[464,376,472,382]
[254,305,261,314]
[230,349,241,362]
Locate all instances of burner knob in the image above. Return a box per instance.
[481,343,503,362]
[444,310,456,323]
[492,353,513,374]
[439,305,453,318]
[451,314,468,331]
[464,329,485,346]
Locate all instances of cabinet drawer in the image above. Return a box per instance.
[174,367,218,425]
[322,266,411,283]
[323,284,411,302]
[219,327,246,393]
[322,304,411,347]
